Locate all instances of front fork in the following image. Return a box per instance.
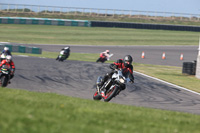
[97,78,112,93]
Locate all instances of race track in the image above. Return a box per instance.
[10,43,199,66]
[8,55,200,115]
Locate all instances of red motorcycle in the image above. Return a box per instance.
[96,53,113,63]
[93,69,131,102]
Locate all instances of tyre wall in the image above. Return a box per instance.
[0,17,91,27]
[91,21,200,32]
[1,17,200,32]
[0,43,42,54]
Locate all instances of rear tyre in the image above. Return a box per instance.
[93,91,102,100]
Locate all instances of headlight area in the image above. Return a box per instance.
[119,76,126,84]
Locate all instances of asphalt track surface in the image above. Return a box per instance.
[11,43,198,66]
[9,55,200,115]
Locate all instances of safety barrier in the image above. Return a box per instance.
[1,17,200,32]
[0,17,91,27]
[182,61,197,75]
[0,43,42,54]
[91,21,200,32]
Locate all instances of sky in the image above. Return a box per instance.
[1,0,199,14]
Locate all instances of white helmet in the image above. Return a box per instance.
[4,47,9,51]
[105,50,110,54]
[6,55,12,62]
[64,47,69,50]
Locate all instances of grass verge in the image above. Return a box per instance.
[0,87,200,133]
[0,24,199,45]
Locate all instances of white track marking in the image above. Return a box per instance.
[134,71,200,96]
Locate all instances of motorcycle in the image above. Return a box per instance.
[56,50,69,62]
[96,53,113,63]
[93,69,131,102]
[0,65,11,87]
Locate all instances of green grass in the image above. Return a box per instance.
[133,63,200,93]
[0,87,200,133]
[0,24,199,45]
[1,23,200,133]
[13,51,200,93]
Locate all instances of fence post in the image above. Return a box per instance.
[38,6,40,13]
[60,7,62,14]
[45,7,47,13]
[23,5,25,12]
[15,5,17,12]
[82,8,84,15]
[129,10,132,18]
[90,9,92,15]
[196,37,200,79]
[97,9,99,16]
[7,4,9,12]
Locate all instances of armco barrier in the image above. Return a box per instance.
[0,17,91,27]
[91,21,200,32]
[0,44,42,54]
[1,17,200,32]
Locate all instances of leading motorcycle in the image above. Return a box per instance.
[0,64,12,87]
[93,69,131,102]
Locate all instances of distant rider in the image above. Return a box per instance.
[1,47,12,61]
[0,55,15,83]
[63,46,70,59]
[1,47,12,56]
[56,46,70,60]
[96,50,111,63]
[99,55,135,91]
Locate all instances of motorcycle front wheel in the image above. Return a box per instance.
[104,86,119,102]
[1,75,8,87]
[93,91,102,100]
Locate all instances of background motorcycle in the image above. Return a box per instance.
[56,51,69,62]
[96,53,113,63]
[93,69,130,102]
[0,64,11,87]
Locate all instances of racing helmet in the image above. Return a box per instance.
[105,50,110,54]
[123,55,133,67]
[4,47,9,51]
[64,46,70,50]
[6,55,12,62]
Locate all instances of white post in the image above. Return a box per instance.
[196,37,200,79]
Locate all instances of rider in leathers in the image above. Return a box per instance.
[0,55,15,83]
[99,55,135,92]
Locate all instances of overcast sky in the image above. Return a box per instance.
[1,0,199,14]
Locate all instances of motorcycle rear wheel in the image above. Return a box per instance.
[93,91,102,100]
[104,86,118,102]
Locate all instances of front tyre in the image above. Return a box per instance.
[1,75,8,87]
[93,91,102,100]
[104,86,119,102]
